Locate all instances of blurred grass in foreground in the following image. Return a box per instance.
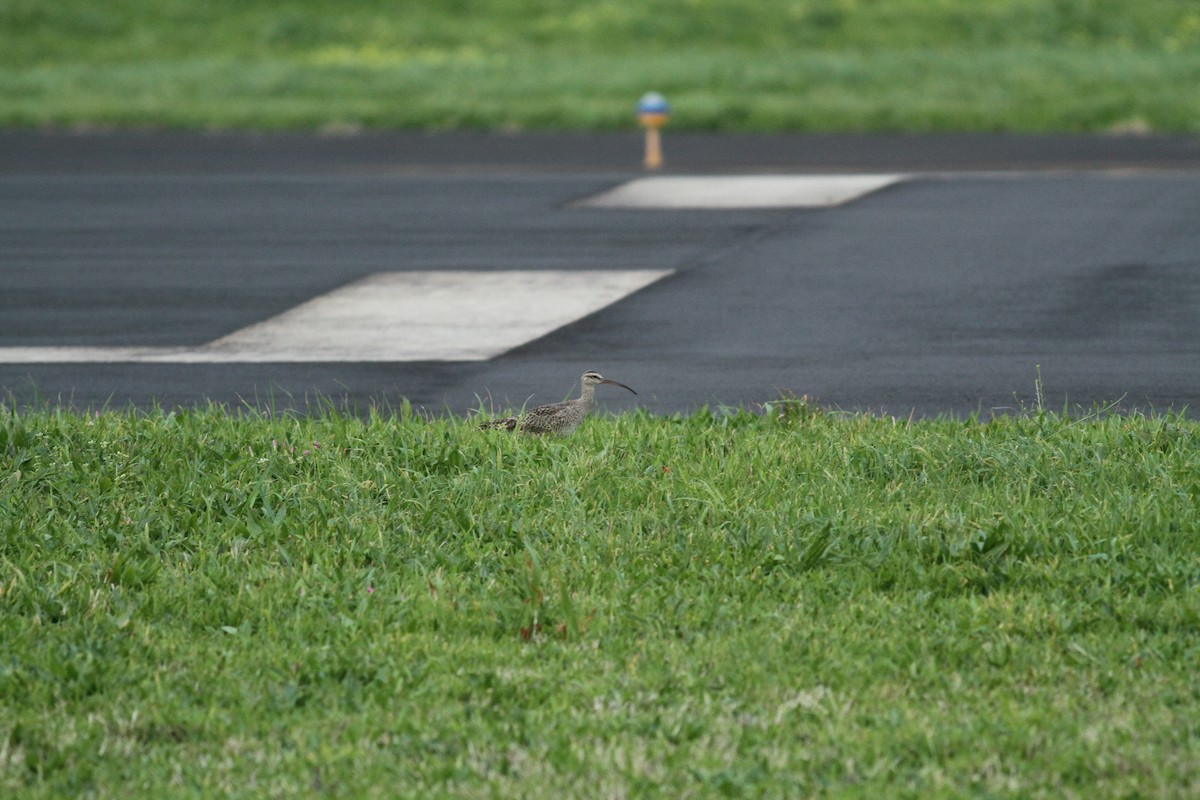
[1,0,1198,131]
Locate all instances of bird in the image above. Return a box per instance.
[479,370,637,435]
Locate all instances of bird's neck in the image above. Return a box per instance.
[578,382,596,405]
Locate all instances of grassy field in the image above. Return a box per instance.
[2,0,1199,131]
[2,402,1198,797]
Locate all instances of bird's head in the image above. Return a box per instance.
[582,370,637,395]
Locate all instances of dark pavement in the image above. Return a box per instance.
[2,131,1199,417]
[4,129,1200,174]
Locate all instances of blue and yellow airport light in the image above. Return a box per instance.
[636,92,670,170]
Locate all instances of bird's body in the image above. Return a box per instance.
[480,370,637,435]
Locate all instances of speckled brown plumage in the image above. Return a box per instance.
[479,370,637,435]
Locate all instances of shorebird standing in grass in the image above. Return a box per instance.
[479,370,637,435]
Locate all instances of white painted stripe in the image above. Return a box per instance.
[0,269,672,363]
[0,346,194,363]
[579,174,905,209]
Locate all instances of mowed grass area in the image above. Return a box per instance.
[2,403,1198,797]
[2,0,1199,131]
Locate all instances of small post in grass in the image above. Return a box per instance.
[636,92,670,170]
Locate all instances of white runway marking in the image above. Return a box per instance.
[0,270,672,363]
[579,174,905,209]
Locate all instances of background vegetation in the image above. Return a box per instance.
[2,0,1199,131]
[2,404,1198,796]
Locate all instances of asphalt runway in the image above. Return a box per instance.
[2,131,1199,417]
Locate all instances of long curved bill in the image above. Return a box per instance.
[601,378,637,395]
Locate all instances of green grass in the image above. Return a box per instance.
[2,401,1199,797]
[2,0,1199,131]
